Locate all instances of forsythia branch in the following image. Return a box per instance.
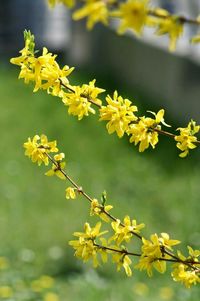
[10,31,200,158]
[22,134,200,288]
[48,0,200,52]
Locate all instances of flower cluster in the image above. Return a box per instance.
[175,120,200,158]
[136,233,180,276]
[62,80,104,120]
[10,31,104,120]
[171,246,200,288]
[23,134,58,166]
[99,91,138,138]
[111,0,148,35]
[110,216,145,245]
[48,0,200,51]
[127,109,169,152]
[10,31,74,94]
[69,222,108,267]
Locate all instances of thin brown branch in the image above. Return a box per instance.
[44,152,199,271]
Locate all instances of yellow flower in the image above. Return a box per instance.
[136,232,180,276]
[90,198,113,222]
[159,233,180,251]
[111,0,148,35]
[65,187,76,199]
[73,0,112,30]
[33,47,74,93]
[127,109,167,152]
[23,134,58,166]
[175,120,200,157]
[110,216,144,245]
[112,252,133,276]
[99,91,138,138]
[73,222,108,240]
[135,255,166,276]
[62,80,104,120]
[142,232,179,257]
[10,30,35,65]
[45,153,66,179]
[69,222,107,267]
[156,16,183,51]
[187,246,200,262]
[0,286,13,298]
[171,263,200,288]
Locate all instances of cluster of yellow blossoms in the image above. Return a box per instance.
[48,0,200,51]
[23,134,200,288]
[11,31,200,158]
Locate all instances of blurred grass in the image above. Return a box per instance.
[0,66,200,300]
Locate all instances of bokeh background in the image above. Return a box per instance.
[0,0,200,300]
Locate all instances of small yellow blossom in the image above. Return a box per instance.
[0,286,13,298]
[187,246,200,261]
[128,109,167,152]
[171,263,200,288]
[110,216,145,245]
[159,233,180,251]
[175,120,200,157]
[45,153,66,179]
[156,16,183,51]
[100,91,138,138]
[73,0,113,30]
[112,252,133,276]
[90,198,113,222]
[136,232,180,276]
[69,222,108,267]
[10,30,35,66]
[65,187,76,199]
[24,134,58,166]
[62,80,104,120]
[135,255,166,276]
[111,0,148,35]
[142,233,179,257]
